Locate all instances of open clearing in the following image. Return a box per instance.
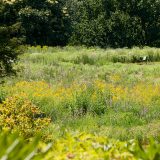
[1,46,160,140]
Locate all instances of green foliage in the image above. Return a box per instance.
[14,0,70,46]
[67,0,160,48]
[0,131,160,160]
[1,0,160,48]
[131,138,160,160]
[0,1,22,77]
[67,0,108,47]
[0,131,52,160]
[48,133,160,160]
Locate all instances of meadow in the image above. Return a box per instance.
[0,46,160,159]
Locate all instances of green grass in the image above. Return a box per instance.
[2,46,160,141]
[15,46,160,85]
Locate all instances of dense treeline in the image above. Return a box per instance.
[0,0,160,48]
[67,0,160,48]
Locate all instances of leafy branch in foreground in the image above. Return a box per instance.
[0,131,159,159]
[0,131,52,160]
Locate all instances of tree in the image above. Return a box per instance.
[0,1,22,77]
[67,0,160,48]
[106,10,143,48]
[16,0,70,46]
[67,0,108,47]
[1,0,159,48]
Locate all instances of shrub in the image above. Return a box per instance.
[45,132,160,160]
[0,131,160,160]
[0,95,51,138]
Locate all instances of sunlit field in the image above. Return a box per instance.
[0,46,160,159]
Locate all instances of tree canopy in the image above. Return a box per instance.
[1,0,160,48]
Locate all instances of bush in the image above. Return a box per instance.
[0,95,51,138]
[42,132,160,160]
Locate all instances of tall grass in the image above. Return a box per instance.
[2,46,160,140]
[23,46,160,64]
